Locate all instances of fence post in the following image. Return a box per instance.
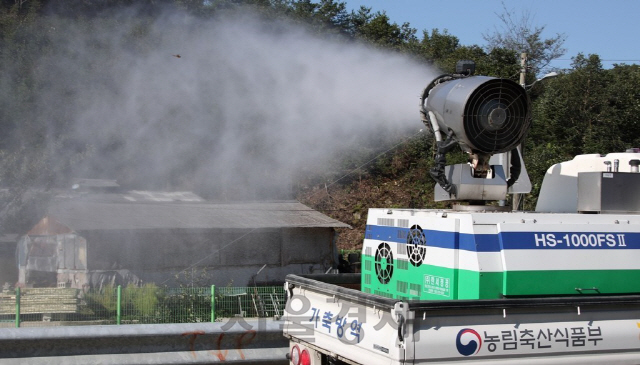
[117,285,121,325]
[15,287,20,328]
[211,285,215,323]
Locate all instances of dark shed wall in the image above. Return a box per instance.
[82,227,336,286]
[0,242,18,286]
[84,229,228,270]
[281,228,335,266]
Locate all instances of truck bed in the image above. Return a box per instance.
[284,273,640,364]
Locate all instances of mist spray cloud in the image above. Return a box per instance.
[33,9,437,199]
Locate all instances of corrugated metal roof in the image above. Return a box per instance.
[46,195,350,231]
[27,216,74,235]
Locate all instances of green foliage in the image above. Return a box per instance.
[481,47,521,79]
[162,286,212,323]
[523,54,640,209]
[0,1,95,234]
[410,28,519,79]
[520,142,568,211]
[83,283,209,323]
[22,285,282,325]
[420,28,459,62]
[84,285,119,316]
[529,54,638,156]
[271,0,350,36]
[160,268,216,322]
[122,283,161,319]
[353,9,417,50]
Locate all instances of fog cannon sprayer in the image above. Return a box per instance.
[420,60,532,203]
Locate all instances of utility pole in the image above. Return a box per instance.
[513,52,527,210]
[519,52,527,87]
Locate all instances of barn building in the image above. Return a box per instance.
[16,188,348,289]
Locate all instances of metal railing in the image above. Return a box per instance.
[0,285,286,328]
[0,319,289,364]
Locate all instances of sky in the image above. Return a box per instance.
[344,0,640,71]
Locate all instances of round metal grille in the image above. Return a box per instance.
[463,78,530,154]
[375,242,394,284]
[406,225,426,267]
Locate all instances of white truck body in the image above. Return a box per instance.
[283,69,640,364]
[283,273,640,364]
[283,153,640,364]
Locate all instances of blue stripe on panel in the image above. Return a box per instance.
[367,225,639,251]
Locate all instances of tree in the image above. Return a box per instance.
[522,53,640,210]
[350,7,417,50]
[420,28,459,61]
[0,0,56,234]
[482,1,566,77]
[277,0,350,35]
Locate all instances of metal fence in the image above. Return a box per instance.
[0,285,286,328]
